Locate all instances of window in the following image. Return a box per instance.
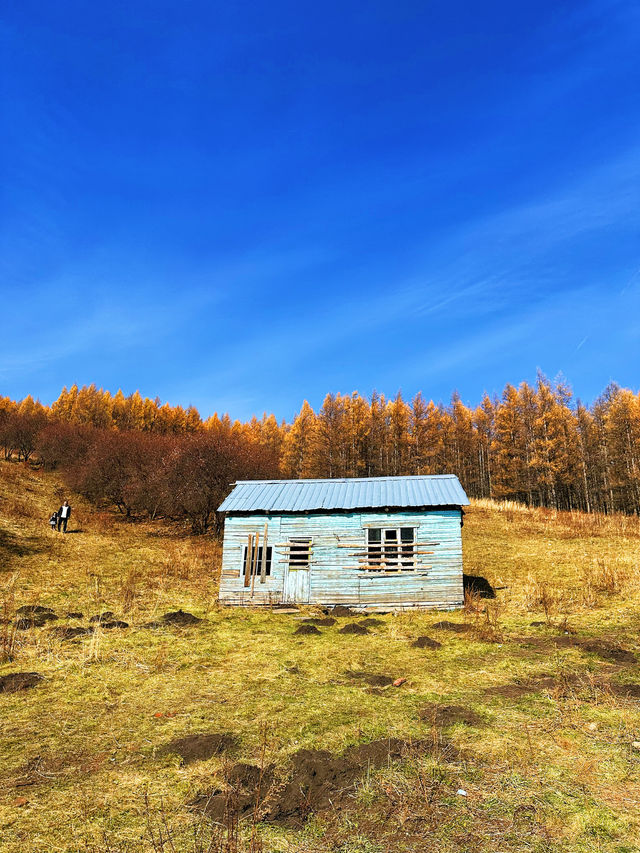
[367,527,415,570]
[242,544,272,577]
[288,538,312,568]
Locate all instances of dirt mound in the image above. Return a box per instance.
[16,605,56,616]
[266,738,436,827]
[419,703,484,727]
[162,610,202,626]
[345,670,394,687]
[158,733,238,765]
[66,612,83,619]
[191,737,451,828]
[359,618,385,627]
[338,623,370,635]
[189,762,274,822]
[100,620,129,629]
[294,624,321,636]
[463,574,496,599]
[302,617,336,627]
[431,621,470,633]
[328,606,361,617]
[0,672,44,693]
[51,626,92,639]
[14,606,58,629]
[530,621,547,627]
[89,611,115,623]
[412,636,442,649]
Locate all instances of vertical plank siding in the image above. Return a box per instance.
[218,509,464,609]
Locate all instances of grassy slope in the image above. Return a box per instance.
[1,461,640,853]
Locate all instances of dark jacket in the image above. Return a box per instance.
[58,504,72,520]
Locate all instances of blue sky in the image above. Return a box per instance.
[1,0,639,420]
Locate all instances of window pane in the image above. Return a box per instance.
[400,527,414,542]
[367,529,381,543]
[384,529,397,542]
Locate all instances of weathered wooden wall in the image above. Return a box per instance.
[218,509,464,609]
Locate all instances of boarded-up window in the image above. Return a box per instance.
[242,545,272,576]
[367,527,415,570]
[288,538,312,568]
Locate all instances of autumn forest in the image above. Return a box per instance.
[1,376,639,532]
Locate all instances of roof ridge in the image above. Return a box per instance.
[233,474,458,485]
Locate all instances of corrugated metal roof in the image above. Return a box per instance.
[218,475,469,513]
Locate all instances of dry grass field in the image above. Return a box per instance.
[1,460,640,853]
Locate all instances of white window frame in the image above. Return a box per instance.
[366,526,416,571]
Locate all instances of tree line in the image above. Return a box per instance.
[1,376,639,529]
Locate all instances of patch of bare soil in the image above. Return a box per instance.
[158,733,239,765]
[302,617,336,627]
[10,751,110,789]
[431,621,470,633]
[191,738,447,828]
[338,622,370,635]
[0,672,44,693]
[514,633,636,664]
[610,683,640,698]
[345,670,394,687]
[485,672,604,700]
[294,624,321,636]
[66,611,83,619]
[359,618,385,627]
[579,641,636,663]
[14,605,58,629]
[100,620,129,629]
[419,704,484,727]
[412,636,442,649]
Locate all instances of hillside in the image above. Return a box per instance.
[1,461,640,853]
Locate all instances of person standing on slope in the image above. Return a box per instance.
[57,500,72,533]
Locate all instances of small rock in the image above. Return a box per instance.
[393,678,407,687]
[457,788,467,797]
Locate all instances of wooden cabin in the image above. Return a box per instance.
[217,474,469,609]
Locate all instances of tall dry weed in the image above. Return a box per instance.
[1,579,18,663]
[580,558,639,599]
